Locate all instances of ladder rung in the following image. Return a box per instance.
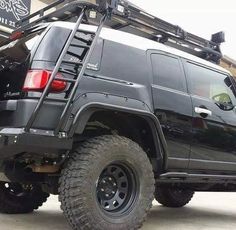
[66,51,83,60]
[54,77,76,83]
[59,69,77,76]
[70,44,90,49]
[62,60,83,65]
[74,35,93,44]
[77,29,95,35]
[45,98,68,103]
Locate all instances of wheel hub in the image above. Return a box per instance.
[96,163,137,214]
[98,176,117,199]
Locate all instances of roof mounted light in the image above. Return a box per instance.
[117,5,125,13]
[211,31,225,44]
[89,10,97,19]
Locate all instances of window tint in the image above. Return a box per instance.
[34,27,103,71]
[151,54,186,92]
[186,62,236,106]
[34,26,71,62]
[0,32,41,64]
[65,35,104,71]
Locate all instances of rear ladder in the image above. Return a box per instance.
[24,3,117,135]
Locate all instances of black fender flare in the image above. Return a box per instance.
[67,93,168,169]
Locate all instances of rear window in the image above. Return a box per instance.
[0,32,41,70]
[0,31,43,100]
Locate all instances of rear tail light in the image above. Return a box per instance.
[23,70,66,92]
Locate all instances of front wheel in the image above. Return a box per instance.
[155,187,194,208]
[0,182,49,214]
[59,135,155,230]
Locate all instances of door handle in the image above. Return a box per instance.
[195,107,212,117]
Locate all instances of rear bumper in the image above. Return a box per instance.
[0,99,65,129]
[0,128,72,159]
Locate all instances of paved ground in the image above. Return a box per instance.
[1,193,236,230]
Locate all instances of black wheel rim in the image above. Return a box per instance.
[171,189,191,197]
[1,182,32,198]
[96,162,138,216]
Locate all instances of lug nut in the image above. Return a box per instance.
[112,191,115,194]
[109,177,112,181]
[101,188,104,192]
[113,183,116,186]
[105,194,109,197]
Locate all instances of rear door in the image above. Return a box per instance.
[150,52,193,170]
[184,60,236,172]
[0,32,42,100]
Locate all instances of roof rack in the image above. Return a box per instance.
[0,30,10,39]
[14,0,224,64]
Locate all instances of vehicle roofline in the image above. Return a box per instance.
[47,21,231,76]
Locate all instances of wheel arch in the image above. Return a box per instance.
[68,102,168,173]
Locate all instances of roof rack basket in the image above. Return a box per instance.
[14,0,225,64]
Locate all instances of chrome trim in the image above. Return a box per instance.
[195,107,212,116]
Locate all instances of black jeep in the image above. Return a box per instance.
[0,0,233,229]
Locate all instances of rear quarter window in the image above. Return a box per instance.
[33,26,71,62]
[33,26,103,71]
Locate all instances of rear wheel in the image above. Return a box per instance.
[59,135,155,230]
[155,187,194,208]
[0,182,49,214]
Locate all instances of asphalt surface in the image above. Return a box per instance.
[0,193,236,230]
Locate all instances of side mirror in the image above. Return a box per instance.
[215,102,235,111]
[213,93,234,111]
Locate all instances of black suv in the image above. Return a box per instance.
[0,1,233,230]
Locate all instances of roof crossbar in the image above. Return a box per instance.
[0,30,10,39]
[13,0,224,64]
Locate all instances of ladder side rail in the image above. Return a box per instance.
[24,7,86,133]
[54,13,108,135]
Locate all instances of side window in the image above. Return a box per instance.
[34,26,71,62]
[65,34,104,71]
[34,27,103,71]
[151,54,186,92]
[186,62,236,108]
